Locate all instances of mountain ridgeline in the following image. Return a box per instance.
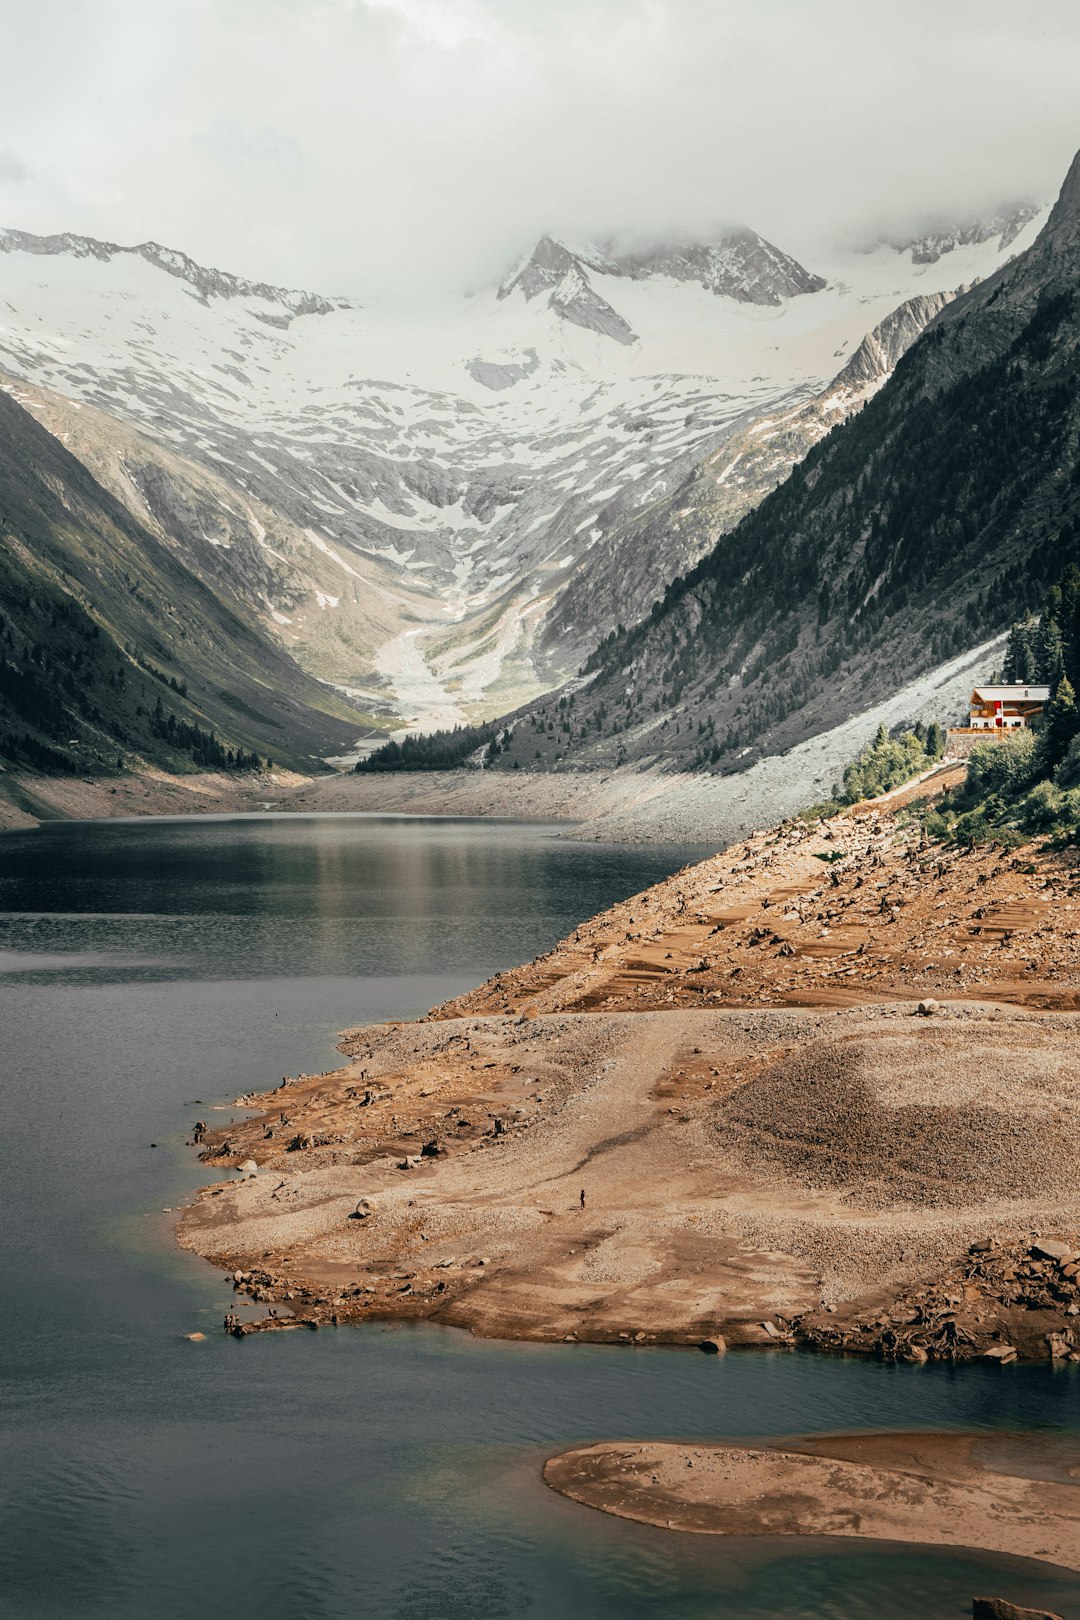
[486,149,1080,775]
[0,206,1043,739]
[0,388,365,776]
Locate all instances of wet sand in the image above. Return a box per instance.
[543,1430,1080,1572]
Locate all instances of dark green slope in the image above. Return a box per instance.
[0,388,362,773]
[492,147,1080,774]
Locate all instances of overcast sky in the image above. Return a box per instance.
[1,0,1078,298]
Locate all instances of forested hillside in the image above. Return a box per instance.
[489,149,1080,775]
[0,389,365,775]
[922,566,1080,845]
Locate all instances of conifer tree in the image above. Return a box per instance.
[1062,567,1080,691]
[1039,616,1066,691]
[1003,611,1039,682]
[1038,675,1079,772]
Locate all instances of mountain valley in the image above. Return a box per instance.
[481,155,1080,778]
[0,204,1048,772]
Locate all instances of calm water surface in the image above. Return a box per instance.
[1,813,1078,1620]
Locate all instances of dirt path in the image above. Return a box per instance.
[176,798,1080,1359]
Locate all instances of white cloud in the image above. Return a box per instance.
[361,0,501,50]
[0,149,29,182]
[0,0,1078,298]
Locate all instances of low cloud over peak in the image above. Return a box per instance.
[1,0,1078,298]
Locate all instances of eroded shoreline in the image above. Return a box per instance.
[176,798,1080,1363]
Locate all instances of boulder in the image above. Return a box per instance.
[916,998,940,1016]
[1031,1239,1076,1264]
[239,1159,258,1174]
[972,1599,1065,1620]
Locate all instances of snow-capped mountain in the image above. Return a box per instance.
[866,201,1042,264]
[0,226,345,316]
[0,207,1050,741]
[495,227,826,345]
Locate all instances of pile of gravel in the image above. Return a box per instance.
[712,1030,1080,1208]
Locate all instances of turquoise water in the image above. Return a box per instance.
[1,814,1077,1620]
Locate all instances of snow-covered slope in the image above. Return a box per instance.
[0,207,1048,734]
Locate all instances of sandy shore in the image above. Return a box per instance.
[543,1431,1080,1572]
[176,797,1080,1361]
[0,624,1009,841]
[0,758,773,843]
[0,756,809,845]
[0,627,992,845]
[0,765,310,832]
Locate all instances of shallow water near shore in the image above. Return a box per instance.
[1,813,1078,1620]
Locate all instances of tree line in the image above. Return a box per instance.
[923,562,1080,845]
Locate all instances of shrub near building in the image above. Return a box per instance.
[921,567,1080,845]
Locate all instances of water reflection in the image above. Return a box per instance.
[0,814,1077,1620]
[0,813,703,983]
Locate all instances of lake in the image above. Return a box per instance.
[1,813,1077,1620]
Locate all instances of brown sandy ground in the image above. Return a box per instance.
[542,1431,1080,1573]
[0,765,308,830]
[0,756,963,845]
[177,796,1080,1361]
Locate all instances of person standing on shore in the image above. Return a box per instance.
[579,1188,586,1210]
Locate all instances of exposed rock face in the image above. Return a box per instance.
[972,1600,1065,1620]
[0,386,366,772]
[497,233,584,301]
[0,196,1050,733]
[0,225,343,315]
[539,283,962,669]
[465,349,541,390]
[873,201,1041,262]
[499,226,826,325]
[498,236,637,343]
[605,228,826,304]
[833,289,959,390]
[547,263,638,346]
[491,150,1078,774]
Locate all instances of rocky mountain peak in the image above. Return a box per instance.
[601,228,826,306]
[871,201,1042,265]
[1042,146,1080,253]
[496,222,825,343]
[501,225,826,310]
[497,235,636,344]
[497,235,588,302]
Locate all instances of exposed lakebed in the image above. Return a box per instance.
[1,814,1078,1619]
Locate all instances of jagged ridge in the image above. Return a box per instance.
[490,151,1080,774]
[0,226,345,315]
